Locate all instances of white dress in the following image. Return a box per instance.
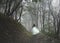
[32,27,40,35]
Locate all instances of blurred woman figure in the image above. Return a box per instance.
[32,24,40,35]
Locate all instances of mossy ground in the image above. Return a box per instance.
[0,13,32,43]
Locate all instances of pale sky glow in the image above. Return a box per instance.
[52,0,60,13]
[52,0,59,7]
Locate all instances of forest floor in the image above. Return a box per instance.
[30,33,60,43]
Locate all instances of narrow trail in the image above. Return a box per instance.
[29,33,60,43]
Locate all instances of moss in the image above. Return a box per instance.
[0,13,32,43]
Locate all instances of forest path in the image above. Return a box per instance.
[30,33,60,43]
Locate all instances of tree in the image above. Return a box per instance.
[27,2,39,27]
[0,0,22,17]
[32,0,41,2]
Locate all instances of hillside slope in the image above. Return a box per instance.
[0,13,32,43]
